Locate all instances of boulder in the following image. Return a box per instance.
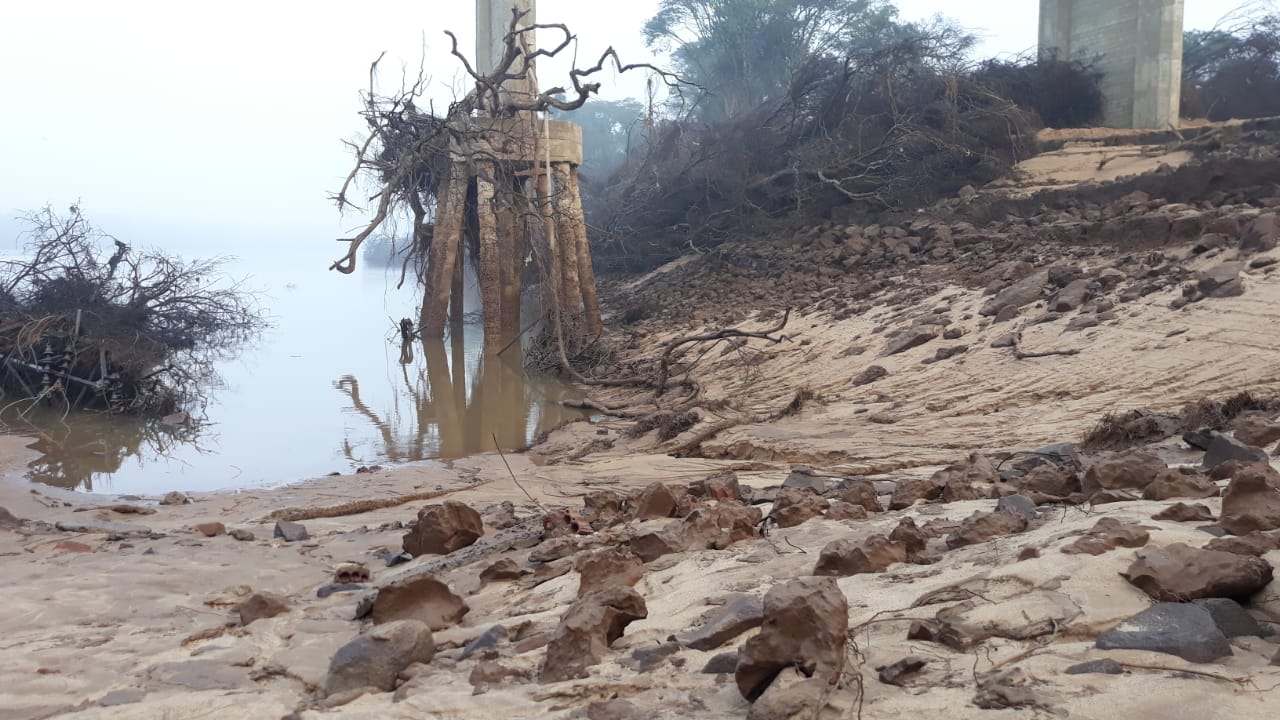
[1064,659,1125,675]
[934,453,998,502]
[944,510,1029,549]
[237,592,290,625]
[824,501,867,521]
[1241,212,1279,252]
[675,594,764,651]
[1121,543,1274,601]
[1152,502,1215,522]
[877,656,927,686]
[632,483,680,520]
[1220,463,1280,535]
[888,477,943,510]
[833,478,881,512]
[1009,464,1080,498]
[629,526,685,563]
[160,491,189,506]
[736,577,848,702]
[372,573,470,631]
[689,471,743,502]
[769,489,828,528]
[682,503,763,550]
[575,548,644,598]
[480,558,527,583]
[1193,598,1265,638]
[1197,261,1246,297]
[273,520,309,543]
[402,501,483,557]
[1095,603,1230,663]
[782,467,827,493]
[746,678,831,720]
[813,535,907,577]
[1233,413,1280,448]
[195,522,225,537]
[229,529,255,542]
[1081,449,1166,497]
[324,620,435,696]
[1142,467,1219,501]
[539,586,647,682]
[880,329,937,357]
[1204,434,1269,470]
[1050,278,1093,312]
[980,272,1048,317]
[1061,518,1150,555]
[889,518,930,558]
[1205,531,1280,556]
[851,365,889,386]
[995,495,1038,522]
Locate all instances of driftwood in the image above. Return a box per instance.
[265,479,491,522]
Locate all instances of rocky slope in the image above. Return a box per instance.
[4,123,1280,720]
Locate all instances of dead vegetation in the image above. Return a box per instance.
[0,207,264,416]
[1081,391,1280,451]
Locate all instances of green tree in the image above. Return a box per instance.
[643,0,901,118]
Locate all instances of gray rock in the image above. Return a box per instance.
[274,520,309,542]
[1197,262,1245,295]
[1183,428,1216,451]
[851,365,889,386]
[701,651,739,674]
[229,528,255,542]
[782,467,827,493]
[1064,659,1125,675]
[880,328,938,357]
[1193,598,1265,638]
[675,594,764,651]
[996,495,1038,522]
[459,625,508,661]
[325,620,436,696]
[148,660,251,690]
[981,272,1048,317]
[0,506,20,529]
[317,583,367,599]
[1095,603,1231,663]
[55,520,150,536]
[1065,315,1099,332]
[622,641,680,672]
[1204,434,1269,469]
[1050,278,1093,312]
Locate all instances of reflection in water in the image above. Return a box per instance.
[1,407,204,491]
[334,331,584,464]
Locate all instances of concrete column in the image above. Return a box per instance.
[475,0,537,106]
[1038,0,1071,60]
[1133,0,1183,128]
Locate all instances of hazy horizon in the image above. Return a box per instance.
[0,0,1245,259]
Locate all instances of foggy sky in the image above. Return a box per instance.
[0,0,1241,257]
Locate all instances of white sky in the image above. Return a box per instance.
[0,1,1243,254]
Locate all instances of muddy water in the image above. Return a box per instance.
[0,255,584,494]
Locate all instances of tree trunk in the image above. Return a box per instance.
[475,164,503,350]
[420,163,465,337]
[567,166,602,335]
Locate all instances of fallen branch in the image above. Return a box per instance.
[265,480,490,522]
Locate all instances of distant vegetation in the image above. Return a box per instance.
[1182,7,1280,120]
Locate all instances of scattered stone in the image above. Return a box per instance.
[324,620,435,696]
[317,584,366,599]
[1096,603,1231,663]
[782,466,827,493]
[689,471,743,502]
[702,651,740,674]
[1142,467,1219,500]
[1152,503,1215,522]
[880,328,937,357]
[1122,543,1274,601]
[851,365,889,386]
[484,501,519,530]
[1205,434,1269,470]
[1220,463,1280,535]
[402,501,483,557]
[980,272,1047,317]
[1184,427,1216,450]
[1233,413,1280,447]
[1009,463,1080,498]
[934,453,998,501]
[736,577,848,702]
[906,620,938,642]
[195,522,226,537]
[676,595,764,651]
[936,591,1079,649]
[273,520,309,543]
[769,488,828,528]
[1193,598,1265,638]
[833,478,881,512]
[238,592,290,625]
[813,534,906,577]
[632,482,680,520]
[944,509,1028,549]
[229,528,255,542]
[160,491,189,506]
[1242,212,1279,252]
[468,660,529,692]
[108,504,156,515]
[480,558,526,583]
[995,495,1038,522]
[1061,518,1150,555]
[1064,659,1125,675]
[587,699,645,720]
[877,656,927,686]
[54,540,92,553]
[888,477,943,510]
[539,586,648,683]
[1050,278,1092,312]
[990,333,1018,348]
[372,573,469,631]
[889,518,929,558]
[1081,449,1166,497]
[868,411,899,424]
[621,641,680,672]
[1205,530,1280,556]
[576,548,644,598]
[746,678,831,720]
[459,624,509,660]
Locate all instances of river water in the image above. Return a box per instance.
[0,251,584,495]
